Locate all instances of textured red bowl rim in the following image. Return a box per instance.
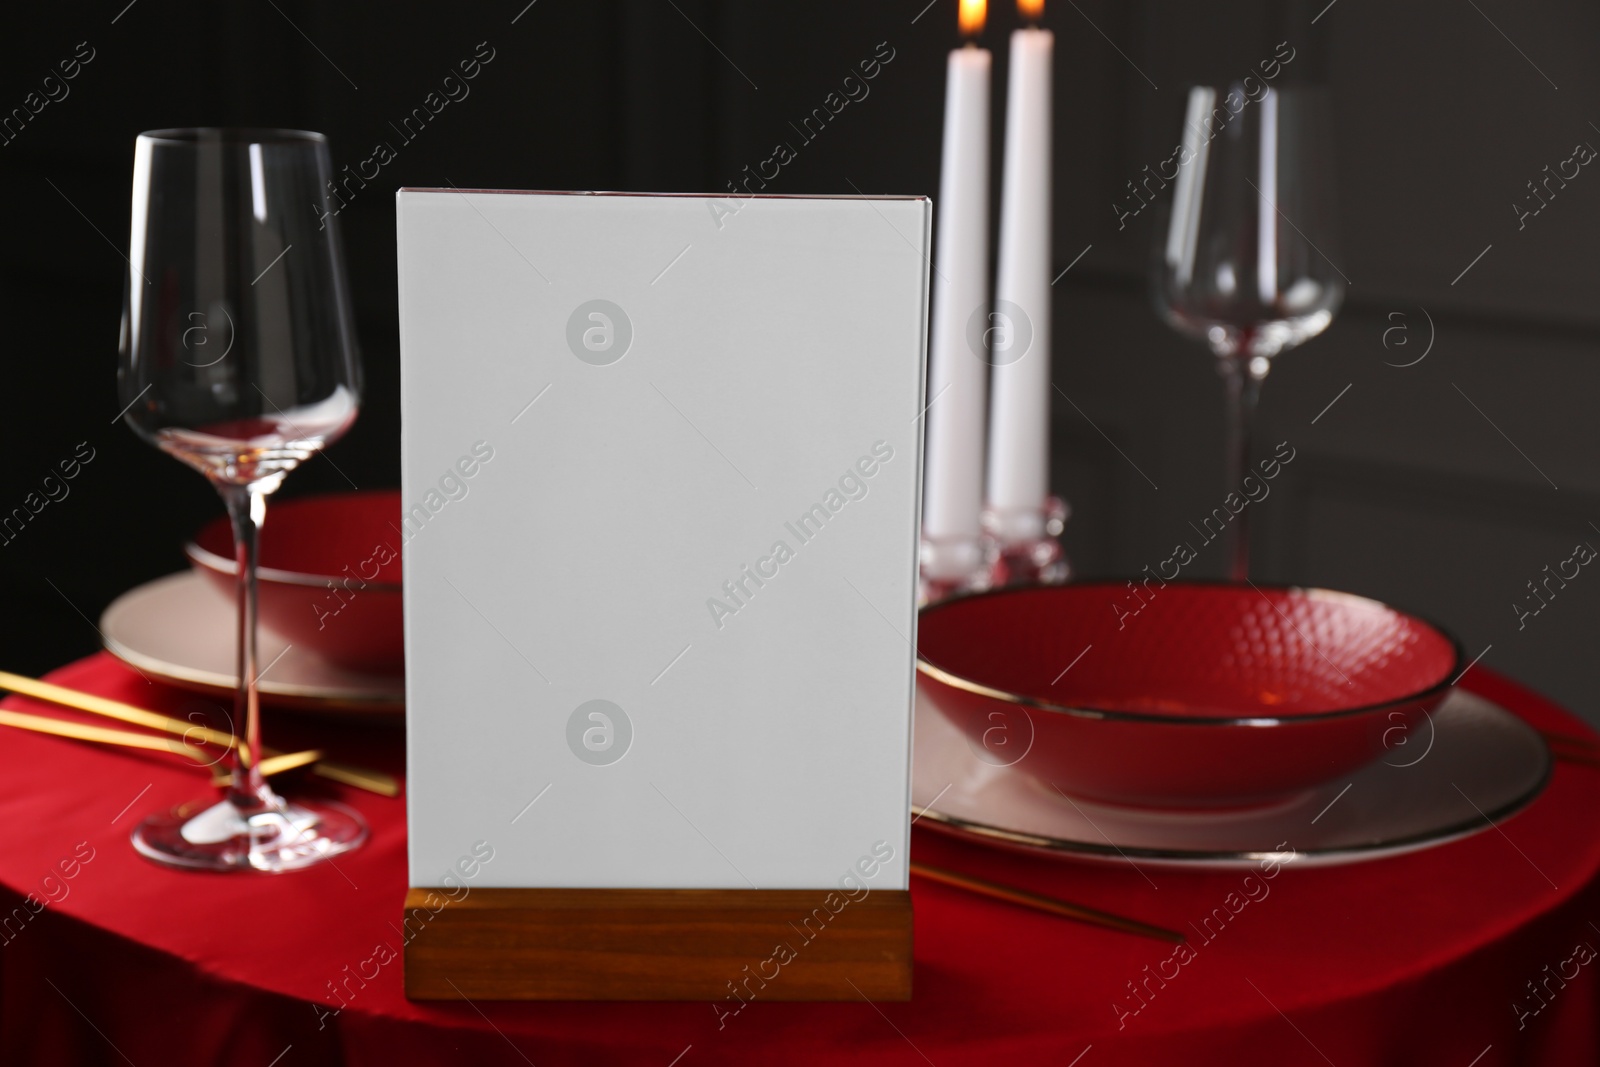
[915,580,1466,728]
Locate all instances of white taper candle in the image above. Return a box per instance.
[922,44,992,548]
[986,25,1053,538]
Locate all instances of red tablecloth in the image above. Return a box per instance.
[1,653,1598,1065]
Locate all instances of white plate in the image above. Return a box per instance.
[100,572,404,715]
[912,685,1550,868]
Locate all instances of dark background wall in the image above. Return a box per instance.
[3,1,1597,721]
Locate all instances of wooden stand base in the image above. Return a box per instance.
[403,886,912,1001]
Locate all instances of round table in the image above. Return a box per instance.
[1,653,1597,1065]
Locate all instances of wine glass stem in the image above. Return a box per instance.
[1220,356,1264,582]
[222,484,270,810]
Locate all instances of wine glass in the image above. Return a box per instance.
[1152,83,1344,580]
[118,128,366,871]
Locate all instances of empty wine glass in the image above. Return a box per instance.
[1152,83,1344,580]
[118,128,366,871]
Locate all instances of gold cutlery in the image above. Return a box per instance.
[0,706,321,779]
[910,860,1185,943]
[0,670,398,797]
[213,747,325,785]
[1541,729,1598,750]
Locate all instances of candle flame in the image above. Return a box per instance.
[1018,0,1043,21]
[959,0,986,37]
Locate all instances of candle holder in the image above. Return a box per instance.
[982,495,1070,589]
[921,531,992,604]
[919,531,994,606]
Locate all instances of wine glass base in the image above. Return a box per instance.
[131,796,367,873]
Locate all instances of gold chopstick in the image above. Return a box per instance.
[212,748,325,785]
[1542,729,1599,753]
[0,670,399,798]
[910,860,1185,943]
[299,760,398,796]
[0,707,322,780]
[0,707,208,758]
[1546,745,1600,770]
[1534,730,1600,771]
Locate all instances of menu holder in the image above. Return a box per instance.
[396,189,929,1000]
[402,887,911,1000]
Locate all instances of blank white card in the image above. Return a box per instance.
[398,190,929,889]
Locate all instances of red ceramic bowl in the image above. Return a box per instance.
[916,582,1462,809]
[187,491,404,674]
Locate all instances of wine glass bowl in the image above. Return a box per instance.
[1161,294,1339,364]
[120,127,361,493]
[1154,85,1345,359]
[118,128,366,872]
[152,406,357,489]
